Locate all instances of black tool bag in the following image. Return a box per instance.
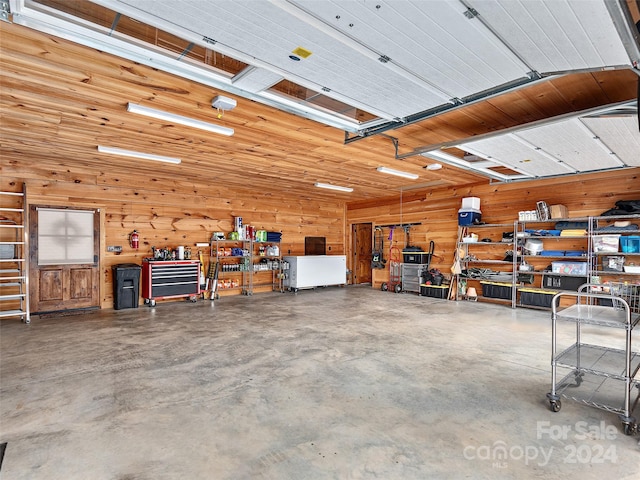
[601,199,640,216]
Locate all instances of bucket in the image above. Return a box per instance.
[524,239,543,255]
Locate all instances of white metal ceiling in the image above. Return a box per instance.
[582,116,640,167]
[466,0,632,72]
[423,102,639,181]
[10,0,640,184]
[92,0,635,121]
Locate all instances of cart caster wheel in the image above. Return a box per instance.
[190,296,197,303]
[149,300,156,307]
[622,423,635,436]
[381,283,388,291]
[550,400,561,412]
[394,284,402,293]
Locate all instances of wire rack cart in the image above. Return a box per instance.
[547,283,640,435]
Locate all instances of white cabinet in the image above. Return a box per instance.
[283,255,346,291]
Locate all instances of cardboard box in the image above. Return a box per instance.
[549,204,568,219]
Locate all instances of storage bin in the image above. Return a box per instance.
[592,234,620,252]
[541,274,587,292]
[520,288,558,308]
[602,255,625,272]
[540,250,565,257]
[480,281,512,300]
[551,261,587,275]
[620,236,640,253]
[458,209,481,226]
[461,197,481,211]
[0,244,15,260]
[403,251,430,264]
[420,284,448,298]
[266,231,282,242]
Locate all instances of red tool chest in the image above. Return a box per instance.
[141,259,200,306]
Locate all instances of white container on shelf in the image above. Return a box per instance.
[592,234,620,253]
[462,197,481,211]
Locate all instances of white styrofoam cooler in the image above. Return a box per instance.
[462,197,481,211]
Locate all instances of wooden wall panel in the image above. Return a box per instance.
[1,158,346,310]
[347,169,640,289]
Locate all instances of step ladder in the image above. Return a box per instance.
[0,183,30,323]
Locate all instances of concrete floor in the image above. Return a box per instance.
[1,285,638,479]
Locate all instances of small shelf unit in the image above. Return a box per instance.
[211,237,282,296]
[0,183,30,323]
[454,222,517,307]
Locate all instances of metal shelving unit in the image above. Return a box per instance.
[514,216,590,309]
[0,183,30,323]
[589,214,640,283]
[547,284,640,435]
[211,237,282,295]
[454,223,517,307]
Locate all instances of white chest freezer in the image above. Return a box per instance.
[283,255,346,291]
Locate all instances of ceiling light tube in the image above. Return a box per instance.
[97,145,181,164]
[127,103,234,136]
[314,182,353,193]
[376,166,419,180]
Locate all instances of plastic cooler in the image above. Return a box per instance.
[458,209,482,226]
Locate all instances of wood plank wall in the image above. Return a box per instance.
[2,160,639,310]
[346,168,640,289]
[1,159,346,310]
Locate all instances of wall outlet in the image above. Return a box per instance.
[107,245,122,253]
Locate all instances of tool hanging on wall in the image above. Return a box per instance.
[371,226,386,269]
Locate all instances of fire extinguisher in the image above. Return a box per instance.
[129,230,139,249]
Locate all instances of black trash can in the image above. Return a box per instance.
[112,263,141,310]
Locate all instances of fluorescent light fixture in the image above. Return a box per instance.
[127,103,234,136]
[376,166,419,180]
[426,163,443,171]
[97,145,181,164]
[314,182,353,193]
